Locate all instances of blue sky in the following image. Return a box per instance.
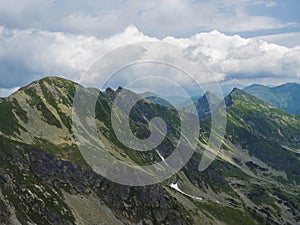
[0,0,299,96]
[0,0,299,39]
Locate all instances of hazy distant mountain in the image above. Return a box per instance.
[140,91,189,108]
[244,83,300,114]
[0,77,299,224]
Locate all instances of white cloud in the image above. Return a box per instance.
[0,86,20,97]
[0,0,293,38]
[0,25,299,96]
[137,0,287,36]
[255,32,300,47]
[164,30,300,79]
[0,25,156,88]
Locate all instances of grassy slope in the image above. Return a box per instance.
[0,77,299,224]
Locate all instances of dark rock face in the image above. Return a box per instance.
[0,137,193,224]
[196,93,211,119]
[29,147,193,224]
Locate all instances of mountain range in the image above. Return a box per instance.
[0,77,299,224]
[243,83,300,114]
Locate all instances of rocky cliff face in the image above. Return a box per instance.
[0,136,194,224]
[0,76,299,224]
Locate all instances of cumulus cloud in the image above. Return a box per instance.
[0,26,156,88]
[0,86,20,97]
[164,30,300,79]
[0,25,299,96]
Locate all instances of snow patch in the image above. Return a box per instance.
[156,150,165,162]
[170,183,202,200]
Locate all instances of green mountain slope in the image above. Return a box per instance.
[244,83,300,114]
[0,77,299,224]
[225,88,300,182]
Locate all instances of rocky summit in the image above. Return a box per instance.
[0,76,299,224]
